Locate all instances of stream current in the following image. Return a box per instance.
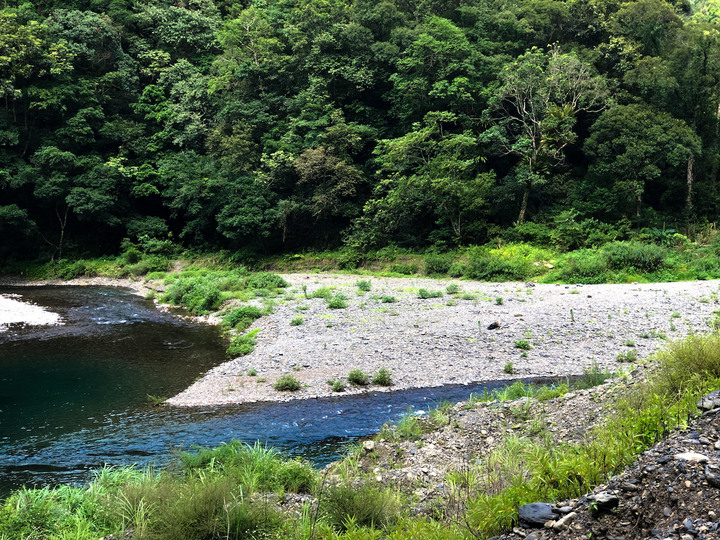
[0,285,508,496]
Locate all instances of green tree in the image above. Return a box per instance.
[482,47,609,223]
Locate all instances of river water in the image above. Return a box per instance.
[0,286,508,496]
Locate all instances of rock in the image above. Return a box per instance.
[518,503,558,527]
[675,452,709,463]
[590,491,620,514]
[552,511,576,531]
[363,440,375,453]
[487,321,501,330]
[705,465,720,488]
[698,390,720,410]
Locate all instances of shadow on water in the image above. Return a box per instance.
[0,285,541,496]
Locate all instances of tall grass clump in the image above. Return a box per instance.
[322,483,402,531]
[226,328,260,357]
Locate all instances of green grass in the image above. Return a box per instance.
[226,328,260,358]
[348,369,369,386]
[273,374,301,391]
[372,368,393,386]
[418,288,443,299]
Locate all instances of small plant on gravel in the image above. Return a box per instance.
[247,368,257,376]
[504,362,514,374]
[617,349,638,363]
[311,287,334,300]
[347,369,369,386]
[495,297,503,305]
[328,379,346,392]
[290,316,304,326]
[226,329,260,358]
[372,368,393,386]
[146,394,166,405]
[671,311,681,318]
[327,294,348,309]
[381,295,397,303]
[514,339,531,350]
[623,339,636,347]
[462,293,476,300]
[356,280,372,292]
[273,374,301,392]
[446,299,457,306]
[418,288,443,299]
[295,305,309,311]
[446,284,460,295]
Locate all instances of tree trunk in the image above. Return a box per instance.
[686,154,694,212]
[517,183,530,224]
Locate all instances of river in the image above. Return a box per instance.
[0,285,507,496]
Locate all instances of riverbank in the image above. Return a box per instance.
[166,274,720,406]
[0,292,62,329]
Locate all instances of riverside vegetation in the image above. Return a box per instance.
[2,332,719,539]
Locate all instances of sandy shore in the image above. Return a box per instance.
[166,275,720,407]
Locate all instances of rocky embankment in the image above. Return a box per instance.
[321,366,720,540]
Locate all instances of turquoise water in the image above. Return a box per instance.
[0,286,511,496]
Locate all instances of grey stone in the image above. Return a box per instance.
[705,465,720,488]
[698,390,720,410]
[518,503,558,527]
[591,491,620,514]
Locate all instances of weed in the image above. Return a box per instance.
[372,368,393,386]
[226,328,260,358]
[146,394,166,405]
[356,280,372,292]
[495,297,504,305]
[328,379,346,392]
[446,299,457,306]
[247,369,257,376]
[273,374,301,392]
[616,349,638,363]
[446,284,460,295]
[327,294,348,309]
[290,316,304,326]
[513,340,531,351]
[221,305,263,331]
[462,293,477,300]
[504,362,514,374]
[418,288,443,299]
[623,339,636,347]
[348,369,369,386]
[381,295,397,303]
[323,483,401,531]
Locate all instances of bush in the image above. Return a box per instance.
[328,379,346,392]
[424,254,452,275]
[162,276,222,315]
[504,362,514,374]
[327,294,348,309]
[222,306,263,331]
[445,283,460,294]
[246,272,289,290]
[418,288,443,299]
[390,262,417,275]
[348,369,369,386]
[372,368,392,386]
[226,329,260,358]
[381,295,397,303]
[323,483,401,531]
[513,340,531,350]
[273,374,301,392]
[356,279,372,292]
[602,241,667,272]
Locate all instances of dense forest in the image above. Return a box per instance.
[2,0,720,262]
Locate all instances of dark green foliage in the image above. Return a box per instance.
[601,241,668,273]
[418,288,443,299]
[162,277,222,315]
[424,254,452,275]
[246,272,289,290]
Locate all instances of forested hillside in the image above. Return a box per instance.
[2,0,720,261]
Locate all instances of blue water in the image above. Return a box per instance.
[0,286,510,495]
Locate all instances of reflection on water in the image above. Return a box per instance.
[0,286,508,496]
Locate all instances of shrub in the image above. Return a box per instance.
[310,287,334,300]
[390,262,417,275]
[445,283,460,294]
[513,340,531,350]
[226,329,260,358]
[327,294,348,309]
[616,350,638,363]
[418,288,443,299]
[273,374,301,392]
[222,306,263,331]
[424,254,452,275]
[504,362,514,374]
[162,276,222,315]
[372,368,393,386]
[323,483,401,531]
[290,316,304,326]
[246,272,289,290]
[602,241,667,273]
[381,295,397,303]
[348,369,369,386]
[356,280,372,292]
[328,379,346,392]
